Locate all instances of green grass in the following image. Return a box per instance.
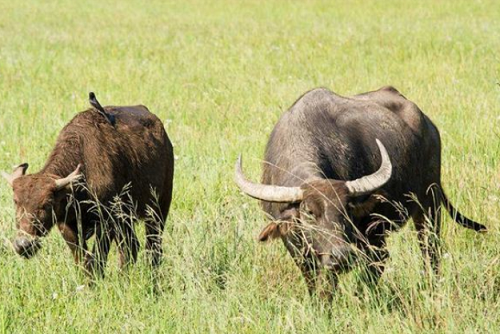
[1,0,500,332]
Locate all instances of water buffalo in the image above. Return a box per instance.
[235,86,485,300]
[2,95,174,277]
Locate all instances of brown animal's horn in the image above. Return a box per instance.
[345,139,392,196]
[234,155,304,203]
[1,163,29,187]
[55,164,83,190]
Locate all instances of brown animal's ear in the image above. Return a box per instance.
[258,222,281,242]
[258,207,299,242]
[2,163,29,187]
[258,221,296,242]
[348,193,383,218]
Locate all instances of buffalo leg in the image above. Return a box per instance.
[283,234,338,302]
[295,256,320,297]
[358,245,389,288]
[145,219,164,268]
[115,220,140,269]
[292,256,338,302]
[145,191,171,270]
[58,223,88,264]
[413,195,442,275]
[85,222,114,278]
[295,261,338,303]
[315,269,339,303]
[283,232,318,295]
[352,216,390,288]
[359,231,389,287]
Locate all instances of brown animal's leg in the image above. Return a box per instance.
[145,192,171,294]
[115,220,140,269]
[283,233,338,302]
[413,194,442,275]
[58,223,88,264]
[145,217,164,268]
[350,216,391,289]
[144,189,172,269]
[315,270,339,303]
[294,256,320,296]
[282,232,318,295]
[294,260,339,302]
[85,222,114,278]
[358,243,389,288]
[292,256,338,303]
[358,224,389,288]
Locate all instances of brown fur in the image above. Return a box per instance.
[6,105,174,276]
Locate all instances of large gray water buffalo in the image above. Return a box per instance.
[235,86,485,300]
[2,94,174,278]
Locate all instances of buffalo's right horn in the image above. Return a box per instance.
[1,163,29,187]
[345,139,392,196]
[234,155,304,203]
[55,164,83,190]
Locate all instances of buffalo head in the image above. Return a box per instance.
[2,164,82,258]
[235,139,392,271]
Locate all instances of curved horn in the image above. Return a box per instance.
[55,164,83,190]
[1,163,29,187]
[234,155,304,203]
[345,139,392,196]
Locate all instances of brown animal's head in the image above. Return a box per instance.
[2,164,82,258]
[235,139,392,271]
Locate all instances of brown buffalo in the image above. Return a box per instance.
[235,86,485,300]
[2,95,174,277]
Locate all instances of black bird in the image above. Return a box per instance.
[89,92,116,126]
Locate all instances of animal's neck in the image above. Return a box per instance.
[41,132,83,177]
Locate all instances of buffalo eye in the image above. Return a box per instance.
[42,198,54,209]
[42,203,53,212]
[302,203,316,218]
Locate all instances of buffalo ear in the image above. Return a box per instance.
[258,222,281,242]
[258,207,299,242]
[2,163,29,187]
[258,222,295,242]
[348,193,383,218]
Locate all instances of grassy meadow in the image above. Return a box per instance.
[1,0,500,332]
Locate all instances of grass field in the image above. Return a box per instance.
[1,0,500,332]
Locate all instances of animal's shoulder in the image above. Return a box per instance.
[289,87,343,112]
[352,86,421,115]
[279,86,431,135]
[351,86,428,133]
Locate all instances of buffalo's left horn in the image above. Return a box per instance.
[235,155,304,203]
[345,139,392,196]
[55,164,83,190]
